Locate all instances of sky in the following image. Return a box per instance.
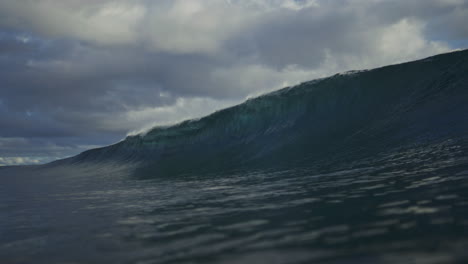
[0,0,467,166]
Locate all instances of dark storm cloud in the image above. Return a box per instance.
[0,0,466,165]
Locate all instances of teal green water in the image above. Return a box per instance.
[1,50,468,263]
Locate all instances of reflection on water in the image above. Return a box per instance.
[2,140,468,263]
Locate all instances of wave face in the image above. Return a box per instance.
[68,50,468,176]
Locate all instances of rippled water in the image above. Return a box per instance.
[2,139,468,263]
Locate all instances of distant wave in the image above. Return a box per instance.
[57,49,468,177]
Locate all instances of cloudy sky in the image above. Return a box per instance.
[0,0,467,166]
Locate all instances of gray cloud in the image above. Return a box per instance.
[0,0,466,165]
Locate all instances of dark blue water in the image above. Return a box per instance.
[1,50,468,263]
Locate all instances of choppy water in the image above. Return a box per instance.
[2,139,468,264]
